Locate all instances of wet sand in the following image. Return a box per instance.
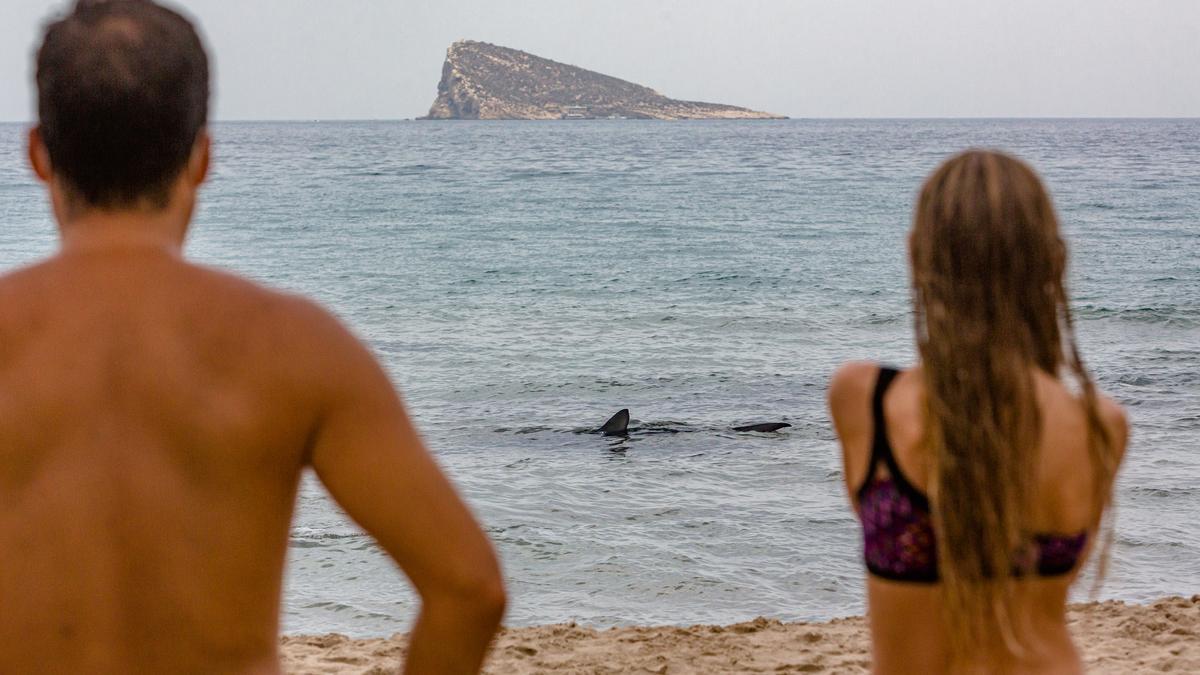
[281,595,1198,673]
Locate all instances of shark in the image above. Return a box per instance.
[595,409,791,437]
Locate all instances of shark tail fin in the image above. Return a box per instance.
[732,422,791,433]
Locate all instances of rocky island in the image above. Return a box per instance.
[421,40,785,121]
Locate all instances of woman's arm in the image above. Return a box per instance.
[828,361,878,508]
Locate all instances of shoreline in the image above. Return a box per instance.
[281,596,1198,673]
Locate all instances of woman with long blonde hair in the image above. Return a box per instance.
[829,150,1128,673]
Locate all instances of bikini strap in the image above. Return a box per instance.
[854,366,899,497]
[860,365,930,509]
[871,366,899,459]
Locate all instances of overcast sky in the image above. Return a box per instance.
[2,0,1198,121]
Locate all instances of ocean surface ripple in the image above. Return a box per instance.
[1,119,1197,636]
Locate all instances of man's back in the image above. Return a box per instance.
[0,249,324,672]
[11,2,505,671]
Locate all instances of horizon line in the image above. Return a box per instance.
[2,115,1199,124]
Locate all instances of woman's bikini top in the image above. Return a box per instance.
[856,366,1088,583]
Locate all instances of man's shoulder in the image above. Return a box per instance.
[178,262,363,368]
[185,266,391,413]
[0,258,60,294]
[183,262,336,322]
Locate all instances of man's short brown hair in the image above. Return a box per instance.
[36,0,210,209]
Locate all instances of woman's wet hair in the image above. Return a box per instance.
[909,150,1118,660]
[36,0,209,209]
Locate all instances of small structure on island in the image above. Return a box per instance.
[420,40,786,121]
[561,105,590,119]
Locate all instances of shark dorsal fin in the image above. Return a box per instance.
[599,409,631,436]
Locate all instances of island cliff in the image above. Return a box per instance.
[421,41,785,121]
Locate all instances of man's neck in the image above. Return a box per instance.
[58,209,188,256]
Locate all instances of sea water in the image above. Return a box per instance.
[0,119,1197,636]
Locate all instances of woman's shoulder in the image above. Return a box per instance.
[1095,392,1130,460]
[828,361,914,405]
[829,360,879,392]
[828,361,907,440]
[1036,371,1130,461]
[828,361,887,498]
[828,361,881,416]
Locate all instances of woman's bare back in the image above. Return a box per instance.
[830,361,1128,674]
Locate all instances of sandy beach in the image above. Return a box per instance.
[281,595,1198,673]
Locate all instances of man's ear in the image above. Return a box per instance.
[28,127,52,183]
[187,130,210,187]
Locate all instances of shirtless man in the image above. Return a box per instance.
[1,1,505,672]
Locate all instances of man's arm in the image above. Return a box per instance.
[294,301,506,674]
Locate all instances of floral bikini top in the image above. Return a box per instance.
[856,367,1088,583]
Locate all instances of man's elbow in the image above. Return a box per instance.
[424,562,508,626]
[463,566,507,624]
